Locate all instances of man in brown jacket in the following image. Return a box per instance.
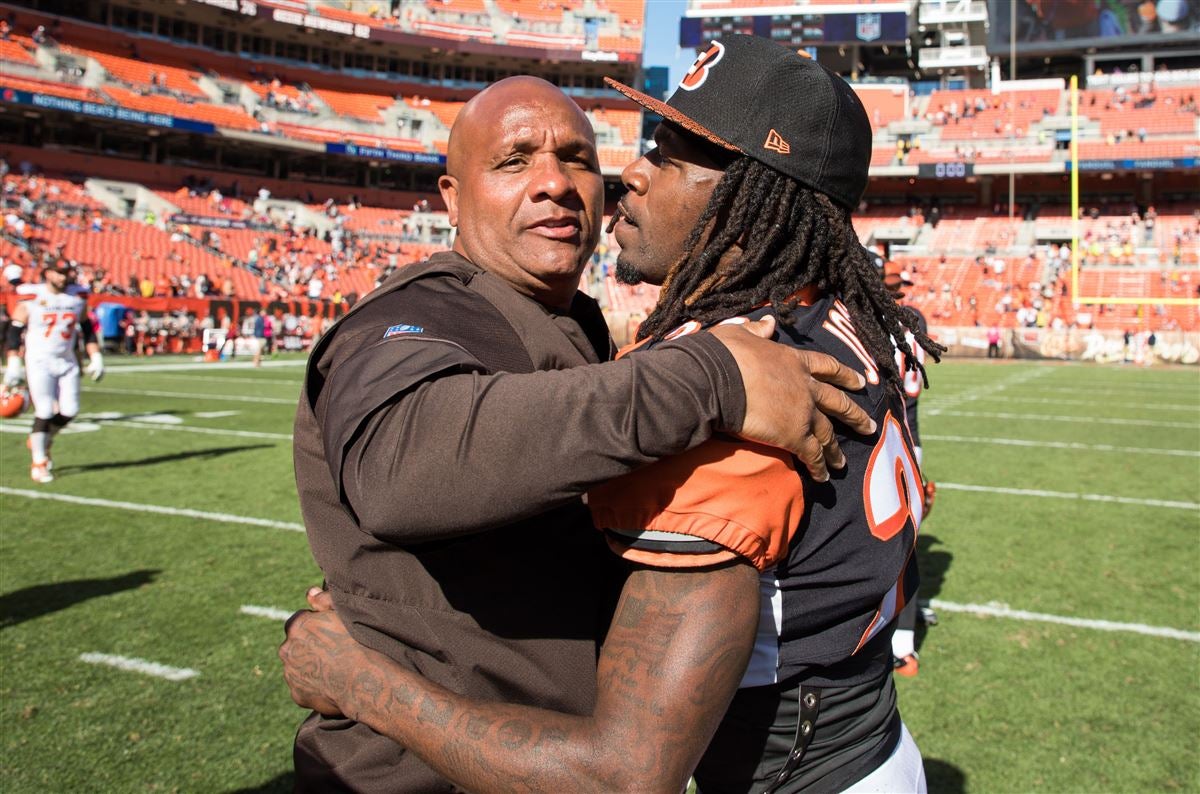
[287,75,872,791]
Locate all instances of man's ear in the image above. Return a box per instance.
[438,175,459,227]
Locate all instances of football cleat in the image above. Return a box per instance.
[30,460,54,484]
[893,653,919,678]
[918,604,939,626]
[0,385,28,418]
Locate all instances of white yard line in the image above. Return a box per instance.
[244,598,1200,643]
[926,367,1051,416]
[1007,382,1200,396]
[924,434,1199,458]
[938,482,1199,511]
[928,600,1200,643]
[100,419,292,441]
[926,395,1199,412]
[930,409,1197,429]
[107,373,303,387]
[0,488,304,532]
[241,605,294,621]
[104,361,307,373]
[78,652,199,681]
[82,387,296,405]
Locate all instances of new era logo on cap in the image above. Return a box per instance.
[604,34,873,210]
[764,129,791,155]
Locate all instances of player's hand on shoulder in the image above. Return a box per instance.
[710,316,875,483]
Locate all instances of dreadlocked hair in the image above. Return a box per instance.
[637,156,946,388]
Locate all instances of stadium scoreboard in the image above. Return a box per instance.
[917,162,975,179]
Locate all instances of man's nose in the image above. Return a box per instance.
[620,156,648,196]
[528,156,576,201]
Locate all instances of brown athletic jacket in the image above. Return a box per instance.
[291,252,746,791]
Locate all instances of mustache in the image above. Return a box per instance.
[606,199,637,234]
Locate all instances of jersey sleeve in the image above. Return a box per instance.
[588,437,805,572]
[314,313,490,518]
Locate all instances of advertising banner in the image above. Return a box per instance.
[0,88,216,134]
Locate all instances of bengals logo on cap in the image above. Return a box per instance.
[679,41,725,92]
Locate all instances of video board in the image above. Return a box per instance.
[986,0,1199,54]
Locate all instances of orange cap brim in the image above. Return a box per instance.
[604,77,742,154]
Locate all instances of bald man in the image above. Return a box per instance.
[289,77,872,791]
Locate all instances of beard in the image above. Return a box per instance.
[614,259,646,285]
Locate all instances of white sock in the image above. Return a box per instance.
[892,628,915,659]
[30,432,48,463]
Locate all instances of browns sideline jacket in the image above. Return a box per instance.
[291,252,748,791]
[589,295,924,793]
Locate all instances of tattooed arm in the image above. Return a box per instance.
[280,562,759,793]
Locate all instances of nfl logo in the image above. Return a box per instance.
[856,13,882,42]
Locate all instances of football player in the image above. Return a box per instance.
[879,253,938,676]
[3,264,104,483]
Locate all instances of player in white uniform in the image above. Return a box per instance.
[3,265,104,483]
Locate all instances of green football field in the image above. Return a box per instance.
[1,355,1197,792]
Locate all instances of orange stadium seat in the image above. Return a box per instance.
[102,86,258,130]
[0,74,97,102]
[0,38,37,65]
[32,217,258,297]
[63,45,206,98]
[928,88,1061,140]
[598,0,646,26]
[313,88,394,124]
[275,122,426,151]
[411,19,493,41]
[589,108,641,144]
[316,4,383,27]
[870,148,897,166]
[854,86,907,132]
[407,98,463,129]
[598,146,637,169]
[247,82,306,102]
[495,0,565,23]
[596,35,642,52]
[1077,139,1200,160]
[1080,87,1199,135]
[155,189,252,219]
[322,205,412,235]
[427,0,489,16]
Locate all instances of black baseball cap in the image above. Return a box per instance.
[606,34,872,210]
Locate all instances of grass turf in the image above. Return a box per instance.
[1,355,1197,792]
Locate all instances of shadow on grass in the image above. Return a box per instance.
[0,569,160,629]
[923,757,967,793]
[54,444,273,475]
[916,533,952,653]
[228,771,294,793]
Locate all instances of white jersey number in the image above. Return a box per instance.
[863,413,923,541]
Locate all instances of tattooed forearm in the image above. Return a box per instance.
[289,561,760,793]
